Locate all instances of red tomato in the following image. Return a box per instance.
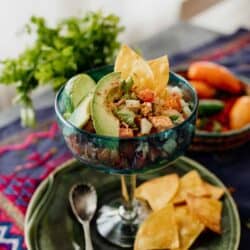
[137,89,155,102]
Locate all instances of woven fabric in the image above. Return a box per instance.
[0,28,250,250]
[0,108,72,250]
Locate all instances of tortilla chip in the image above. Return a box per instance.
[174,206,205,250]
[114,44,138,80]
[134,204,179,250]
[186,195,222,234]
[148,56,169,97]
[173,171,209,204]
[204,182,225,200]
[135,174,179,211]
[114,44,154,91]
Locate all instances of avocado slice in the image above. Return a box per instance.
[92,72,121,136]
[69,93,93,128]
[64,74,96,108]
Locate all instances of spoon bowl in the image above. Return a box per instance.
[69,183,97,250]
[69,183,97,222]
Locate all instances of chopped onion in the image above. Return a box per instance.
[183,105,192,117]
[125,99,141,109]
[167,86,183,97]
[140,118,152,135]
[180,99,192,117]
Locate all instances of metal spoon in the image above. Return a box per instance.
[69,183,97,250]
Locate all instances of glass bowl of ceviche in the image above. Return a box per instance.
[55,45,198,247]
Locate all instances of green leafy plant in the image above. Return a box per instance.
[0,11,124,127]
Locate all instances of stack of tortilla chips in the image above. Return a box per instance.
[134,170,224,250]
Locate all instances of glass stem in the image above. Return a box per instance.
[120,175,137,221]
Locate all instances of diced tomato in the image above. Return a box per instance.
[119,128,134,137]
[137,89,155,102]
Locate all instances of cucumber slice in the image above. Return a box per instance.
[65,74,96,108]
[69,93,93,128]
[198,99,224,117]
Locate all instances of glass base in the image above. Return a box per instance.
[96,198,150,248]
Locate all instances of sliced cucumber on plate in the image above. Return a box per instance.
[63,74,96,128]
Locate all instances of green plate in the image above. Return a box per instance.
[25,157,240,250]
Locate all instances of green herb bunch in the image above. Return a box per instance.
[0,11,124,126]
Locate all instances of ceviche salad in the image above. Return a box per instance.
[62,45,193,137]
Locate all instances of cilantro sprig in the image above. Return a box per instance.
[0,11,124,127]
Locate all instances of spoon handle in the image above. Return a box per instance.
[83,222,93,250]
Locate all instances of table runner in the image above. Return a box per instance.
[0,28,250,250]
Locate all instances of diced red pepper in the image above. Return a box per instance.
[137,89,155,102]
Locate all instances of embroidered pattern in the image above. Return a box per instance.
[0,223,23,250]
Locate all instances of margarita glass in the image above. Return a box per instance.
[55,65,198,248]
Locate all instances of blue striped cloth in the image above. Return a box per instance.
[171,28,250,78]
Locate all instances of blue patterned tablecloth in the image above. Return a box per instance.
[0,27,250,249]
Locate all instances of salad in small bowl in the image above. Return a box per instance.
[176,61,250,152]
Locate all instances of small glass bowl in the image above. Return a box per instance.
[55,65,198,175]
